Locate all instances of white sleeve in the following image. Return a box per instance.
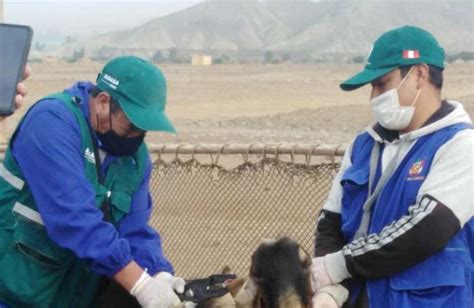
[417,129,474,227]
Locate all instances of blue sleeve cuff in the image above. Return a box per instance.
[91,238,135,277]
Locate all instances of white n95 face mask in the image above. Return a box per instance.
[371,67,421,131]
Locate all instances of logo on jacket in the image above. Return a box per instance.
[84,148,96,164]
[407,159,425,181]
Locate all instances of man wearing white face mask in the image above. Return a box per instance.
[311,26,473,308]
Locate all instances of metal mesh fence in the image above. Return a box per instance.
[148,144,342,278]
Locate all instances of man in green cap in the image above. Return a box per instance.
[311,26,473,308]
[0,56,185,307]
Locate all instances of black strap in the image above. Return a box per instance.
[73,95,112,223]
[92,140,112,223]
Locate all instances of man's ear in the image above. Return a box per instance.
[94,92,111,114]
[415,64,430,89]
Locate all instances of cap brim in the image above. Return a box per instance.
[340,66,397,91]
[120,100,176,133]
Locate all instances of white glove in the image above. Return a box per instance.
[130,271,185,308]
[155,272,186,295]
[311,257,333,291]
[312,284,349,308]
[311,253,350,291]
[312,292,338,308]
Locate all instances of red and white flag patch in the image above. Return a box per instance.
[403,50,420,59]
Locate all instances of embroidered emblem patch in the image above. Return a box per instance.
[407,159,425,181]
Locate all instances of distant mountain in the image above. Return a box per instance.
[60,0,473,59]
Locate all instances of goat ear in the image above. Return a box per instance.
[221,265,233,275]
[234,278,258,306]
[227,278,246,297]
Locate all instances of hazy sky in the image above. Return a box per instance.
[4,0,202,38]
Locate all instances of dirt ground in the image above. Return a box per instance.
[2,62,473,146]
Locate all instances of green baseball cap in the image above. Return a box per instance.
[340,25,445,91]
[96,56,176,133]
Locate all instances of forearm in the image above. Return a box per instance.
[114,260,145,291]
[324,195,461,282]
[348,196,460,278]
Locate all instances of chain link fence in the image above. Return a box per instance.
[147,143,343,278]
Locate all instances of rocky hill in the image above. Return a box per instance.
[60,0,473,59]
